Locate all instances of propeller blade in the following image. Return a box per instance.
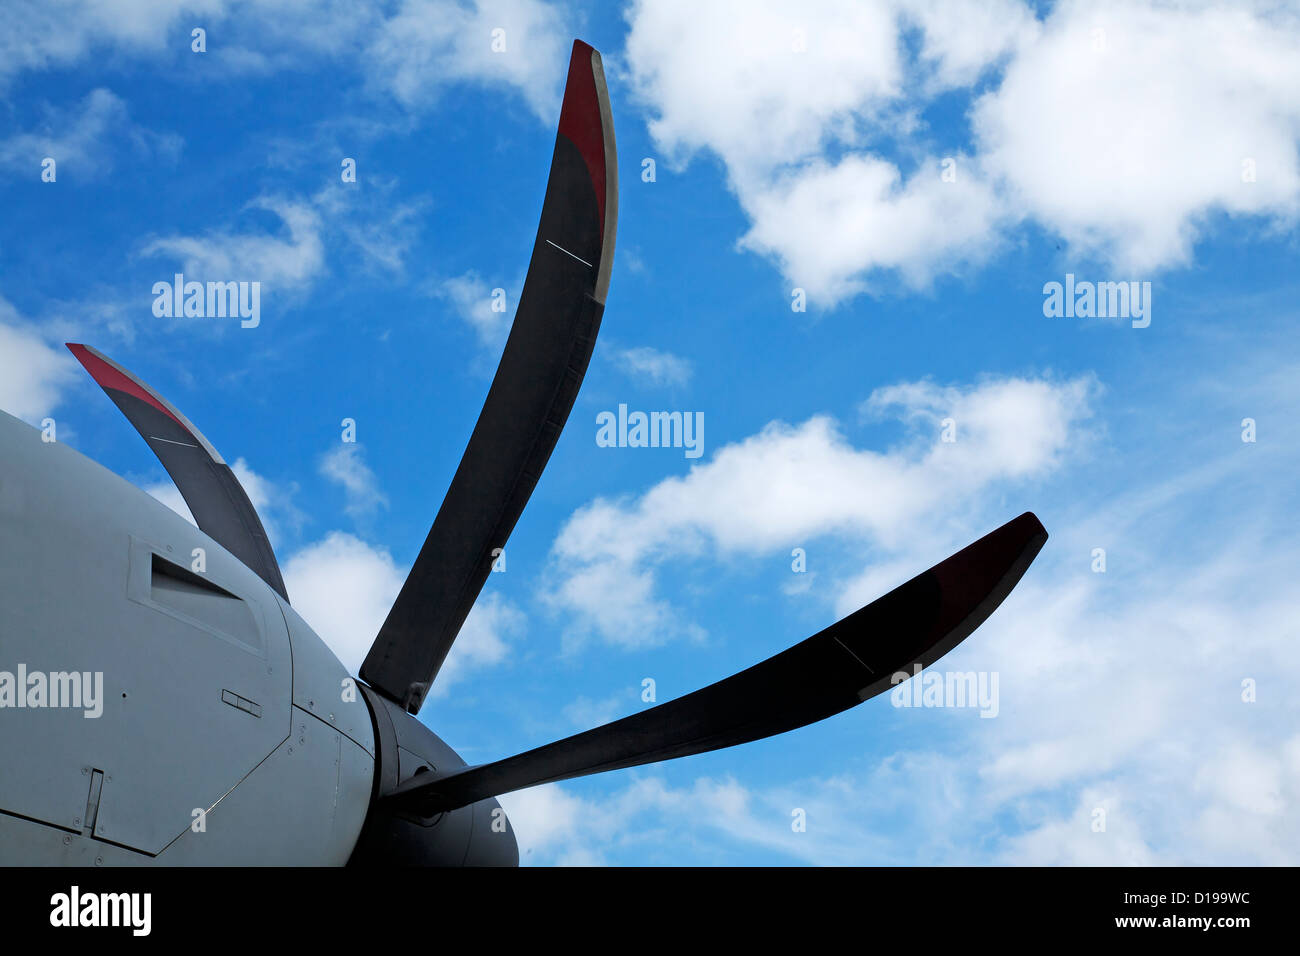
[360,39,618,713]
[66,343,289,601]
[385,512,1048,815]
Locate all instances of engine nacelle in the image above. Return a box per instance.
[348,684,518,866]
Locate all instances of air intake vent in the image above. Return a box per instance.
[149,553,261,650]
[152,553,236,597]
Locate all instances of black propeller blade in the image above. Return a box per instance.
[66,343,289,601]
[384,512,1048,816]
[360,39,618,713]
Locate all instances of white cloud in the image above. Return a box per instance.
[282,532,406,674]
[0,87,179,179]
[862,376,1094,481]
[1,1,205,82]
[900,0,1038,91]
[999,790,1159,866]
[550,556,697,652]
[320,443,388,520]
[436,594,525,696]
[737,153,1004,301]
[311,181,429,277]
[499,771,907,865]
[196,1,382,72]
[437,271,514,350]
[508,509,1300,865]
[0,299,77,423]
[506,349,1300,867]
[282,531,522,689]
[625,0,1300,304]
[975,538,1300,864]
[562,689,634,730]
[1,0,376,81]
[138,181,429,304]
[496,778,592,862]
[971,0,1300,272]
[366,0,571,121]
[3,1,566,121]
[610,346,692,388]
[140,197,326,290]
[623,0,984,304]
[624,0,901,174]
[547,374,1095,647]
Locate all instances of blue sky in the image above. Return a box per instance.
[2,0,1298,865]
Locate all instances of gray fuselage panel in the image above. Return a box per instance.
[0,412,294,857]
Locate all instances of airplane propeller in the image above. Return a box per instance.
[385,511,1046,816]
[360,39,619,714]
[62,40,1047,852]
